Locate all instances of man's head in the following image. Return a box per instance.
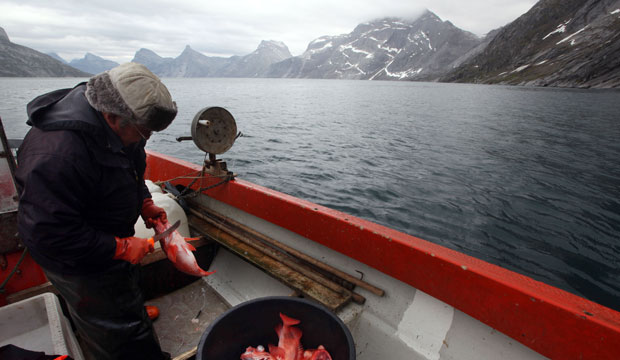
[85,62,177,144]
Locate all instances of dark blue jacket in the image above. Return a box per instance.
[16,83,150,275]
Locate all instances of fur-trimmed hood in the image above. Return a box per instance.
[85,63,177,132]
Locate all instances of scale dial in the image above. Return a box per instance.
[190,107,237,154]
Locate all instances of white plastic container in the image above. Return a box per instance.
[0,292,84,359]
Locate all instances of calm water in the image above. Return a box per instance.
[2,77,619,311]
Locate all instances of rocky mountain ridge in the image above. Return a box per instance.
[2,1,619,87]
[69,53,120,74]
[0,27,90,77]
[267,11,483,80]
[47,52,67,64]
[132,41,292,78]
[441,0,620,87]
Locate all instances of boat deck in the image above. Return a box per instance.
[147,279,230,359]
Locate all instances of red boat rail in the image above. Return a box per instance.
[145,150,620,359]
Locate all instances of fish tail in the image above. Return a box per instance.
[199,269,216,277]
[279,312,300,326]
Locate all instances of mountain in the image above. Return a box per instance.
[219,40,292,77]
[442,0,620,88]
[133,41,291,78]
[132,48,174,74]
[47,52,67,64]
[133,45,230,77]
[5,2,617,87]
[0,27,91,77]
[168,45,232,77]
[69,53,119,74]
[266,10,483,80]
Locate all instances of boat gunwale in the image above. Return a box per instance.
[145,150,620,359]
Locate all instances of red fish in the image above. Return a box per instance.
[303,346,332,360]
[241,346,275,360]
[153,219,216,277]
[241,313,333,360]
[269,313,303,360]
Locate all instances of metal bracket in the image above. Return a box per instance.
[202,153,229,177]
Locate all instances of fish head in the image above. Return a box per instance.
[241,346,275,360]
[303,348,332,360]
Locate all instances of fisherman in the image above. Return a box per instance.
[15,62,176,359]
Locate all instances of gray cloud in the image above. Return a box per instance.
[0,0,537,63]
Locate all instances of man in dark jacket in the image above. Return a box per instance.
[16,63,177,359]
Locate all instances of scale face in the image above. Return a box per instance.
[191,107,237,155]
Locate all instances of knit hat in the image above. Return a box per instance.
[85,62,177,131]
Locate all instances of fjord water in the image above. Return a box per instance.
[2,78,619,311]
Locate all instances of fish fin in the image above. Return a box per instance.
[279,312,301,326]
[298,342,305,359]
[185,242,197,252]
[168,244,178,263]
[184,236,201,242]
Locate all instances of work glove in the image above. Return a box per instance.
[141,198,167,229]
[145,305,160,320]
[113,236,155,264]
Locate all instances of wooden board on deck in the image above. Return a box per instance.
[188,214,352,311]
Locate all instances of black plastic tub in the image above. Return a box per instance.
[197,296,355,360]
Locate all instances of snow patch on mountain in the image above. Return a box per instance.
[340,44,373,56]
[543,20,571,40]
[556,26,588,45]
[511,64,530,73]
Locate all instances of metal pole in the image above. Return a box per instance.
[0,116,18,183]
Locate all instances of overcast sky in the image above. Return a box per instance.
[0,0,538,63]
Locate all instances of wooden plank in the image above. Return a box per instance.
[188,208,365,305]
[188,215,351,311]
[187,198,384,297]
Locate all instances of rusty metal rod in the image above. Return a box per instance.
[188,208,366,304]
[187,200,385,297]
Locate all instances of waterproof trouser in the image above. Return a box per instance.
[44,265,165,360]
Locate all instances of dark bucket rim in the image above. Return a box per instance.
[196,296,355,360]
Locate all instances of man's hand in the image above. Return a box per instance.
[141,198,167,228]
[113,236,155,264]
